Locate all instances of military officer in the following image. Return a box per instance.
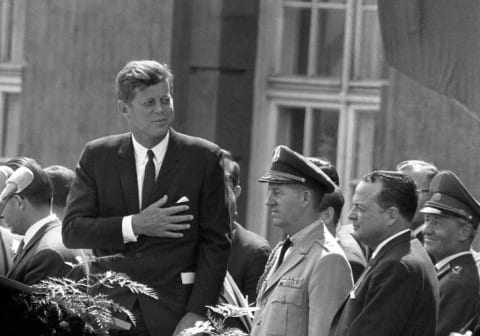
[420,170,480,336]
[252,145,353,336]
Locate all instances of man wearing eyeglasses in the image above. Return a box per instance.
[420,171,480,336]
[329,170,439,336]
[397,160,438,241]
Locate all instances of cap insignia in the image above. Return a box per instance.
[432,193,442,201]
[272,147,281,162]
[452,265,463,275]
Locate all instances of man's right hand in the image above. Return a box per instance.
[132,195,193,238]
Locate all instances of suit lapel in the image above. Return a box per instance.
[149,129,182,203]
[262,223,325,296]
[7,219,59,277]
[117,135,140,214]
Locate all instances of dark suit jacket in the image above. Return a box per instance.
[7,217,88,285]
[62,129,231,335]
[0,226,22,276]
[228,222,271,304]
[436,253,480,336]
[329,232,439,336]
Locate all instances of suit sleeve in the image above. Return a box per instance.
[309,253,353,336]
[186,149,231,314]
[348,261,424,336]
[23,249,72,285]
[62,145,125,250]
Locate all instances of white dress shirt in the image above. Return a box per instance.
[122,132,170,242]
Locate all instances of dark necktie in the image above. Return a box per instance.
[142,150,156,209]
[276,237,292,269]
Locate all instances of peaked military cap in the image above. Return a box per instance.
[258,145,335,193]
[420,170,480,227]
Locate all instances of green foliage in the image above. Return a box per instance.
[23,271,158,336]
[179,303,257,336]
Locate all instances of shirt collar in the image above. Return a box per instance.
[371,229,410,260]
[289,218,324,246]
[23,213,58,246]
[435,250,472,270]
[131,131,170,164]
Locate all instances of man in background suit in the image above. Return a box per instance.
[421,171,480,336]
[397,160,438,241]
[329,170,439,336]
[221,149,271,304]
[4,157,88,285]
[62,60,231,336]
[44,165,75,221]
[309,157,368,281]
[252,146,353,336]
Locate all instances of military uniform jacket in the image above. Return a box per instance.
[436,253,480,336]
[251,220,353,336]
[329,232,439,336]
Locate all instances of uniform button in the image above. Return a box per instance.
[135,252,142,258]
[257,319,262,325]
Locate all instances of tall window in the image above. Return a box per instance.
[248,0,387,241]
[0,0,24,158]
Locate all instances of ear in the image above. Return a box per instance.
[458,222,474,242]
[118,100,129,119]
[320,207,335,226]
[11,194,25,210]
[385,207,400,227]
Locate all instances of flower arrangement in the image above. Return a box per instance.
[179,303,257,336]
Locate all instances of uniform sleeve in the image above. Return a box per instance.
[309,253,353,336]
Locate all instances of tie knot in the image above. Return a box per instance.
[283,237,292,249]
[147,149,155,161]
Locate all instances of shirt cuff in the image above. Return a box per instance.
[122,215,138,243]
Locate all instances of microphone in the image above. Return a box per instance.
[0,166,14,189]
[0,166,34,203]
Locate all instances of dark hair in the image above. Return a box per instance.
[6,157,52,207]
[308,157,339,186]
[364,170,418,222]
[319,187,345,226]
[116,60,173,104]
[220,149,240,187]
[44,165,75,208]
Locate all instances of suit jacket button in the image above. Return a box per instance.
[135,252,142,258]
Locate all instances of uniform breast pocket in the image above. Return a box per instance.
[267,286,306,336]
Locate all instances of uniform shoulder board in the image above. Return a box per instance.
[436,263,451,278]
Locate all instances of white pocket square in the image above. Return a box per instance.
[176,196,189,203]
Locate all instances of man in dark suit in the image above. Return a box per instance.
[221,150,271,304]
[3,157,88,285]
[329,170,439,336]
[420,170,480,336]
[62,60,231,336]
